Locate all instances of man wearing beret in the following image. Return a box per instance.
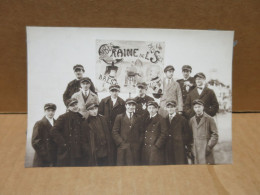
[112,98,143,166]
[189,99,218,164]
[63,64,96,105]
[31,103,57,167]
[51,98,85,166]
[164,100,193,165]
[81,102,114,166]
[184,72,219,119]
[98,84,125,164]
[177,65,196,105]
[142,101,168,165]
[134,82,154,118]
[159,65,183,117]
[71,77,99,119]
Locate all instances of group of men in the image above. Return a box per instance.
[31,64,219,167]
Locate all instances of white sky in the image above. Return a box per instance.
[26,27,234,160]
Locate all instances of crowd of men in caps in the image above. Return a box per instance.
[31,64,219,167]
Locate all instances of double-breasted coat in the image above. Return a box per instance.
[112,113,143,166]
[177,77,196,104]
[51,111,85,167]
[142,114,168,165]
[98,96,126,130]
[31,116,57,167]
[184,86,219,119]
[63,79,96,105]
[134,95,154,118]
[71,90,99,119]
[159,78,183,117]
[189,113,219,164]
[165,114,192,165]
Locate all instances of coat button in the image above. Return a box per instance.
[145,144,147,146]
[145,137,146,139]
[152,131,154,132]
[169,135,172,137]
[149,145,151,147]
[70,134,72,136]
[150,138,152,139]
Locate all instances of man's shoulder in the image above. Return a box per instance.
[67,79,77,86]
[177,78,184,83]
[145,95,154,101]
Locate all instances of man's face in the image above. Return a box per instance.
[68,102,79,112]
[195,77,205,87]
[147,105,158,116]
[45,109,55,119]
[74,69,84,79]
[137,87,146,96]
[109,69,117,77]
[165,70,174,79]
[166,105,176,115]
[193,104,204,115]
[110,90,119,98]
[81,82,91,91]
[182,70,191,79]
[126,103,136,113]
[88,107,98,116]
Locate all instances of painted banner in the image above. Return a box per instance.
[95,40,165,95]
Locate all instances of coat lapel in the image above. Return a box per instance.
[199,87,208,99]
[42,116,52,128]
[197,113,206,128]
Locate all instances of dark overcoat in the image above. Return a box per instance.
[142,114,168,165]
[189,113,219,164]
[112,113,143,166]
[63,79,96,105]
[81,115,114,166]
[134,95,154,118]
[50,111,85,167]
[98,96,126,130]
[31,117,57,167]
[165,114,192,165]
[184,87,219,119]
[177,77,196,104]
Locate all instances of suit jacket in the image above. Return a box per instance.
[71,90,99,119]
[159,78,183,117]
[31,116,57,167]
[63,79,96,105]
[165,114,192,165]
[142,114,168,165]
[98,96,126,130]
[177,77,196,104]
[51,111,85,166]
[134,95,154,118]
[184,86,219,118]
[112,113,143,165]
[189,113,218,164]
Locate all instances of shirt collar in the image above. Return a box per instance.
[45,116,54,125]
[169,112,176,118]
[81,89,90,95]
[126,111,133,118]
[111,96,118,101]
[150,113,157,118]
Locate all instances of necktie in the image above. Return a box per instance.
[196,115,202,124]
[169,115,173,123]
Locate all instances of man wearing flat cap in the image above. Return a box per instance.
[164,100,193,165]
[63,64,96,105]
[112,98,143,165]
[31,103,57,167]
[189,99,218,164]
[177,65,196,105]
[51,98,85,166]
[159,65,183,117]
[142,101,168,165]
[81,102,114,166]
[134,82,154,118]
[71,77,99,119]
[184,72,219,119]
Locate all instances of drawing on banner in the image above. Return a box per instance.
[95,40,165,95]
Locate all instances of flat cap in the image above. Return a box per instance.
[166,100,177,107]
[164,65,175,73]
[80,77,91,83]
[86,102,99,110]
[137,82,148,89]
[182,65,192,71]
[194,72,206,79]
[192,99,204,106]
[65,98,78,107]
[125,98,137,105]
[44,103,57,110]
[73,64,84,71]
[147,101,159,108]
[109,84,120,91]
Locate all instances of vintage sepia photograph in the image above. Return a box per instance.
[25,27,233,167]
